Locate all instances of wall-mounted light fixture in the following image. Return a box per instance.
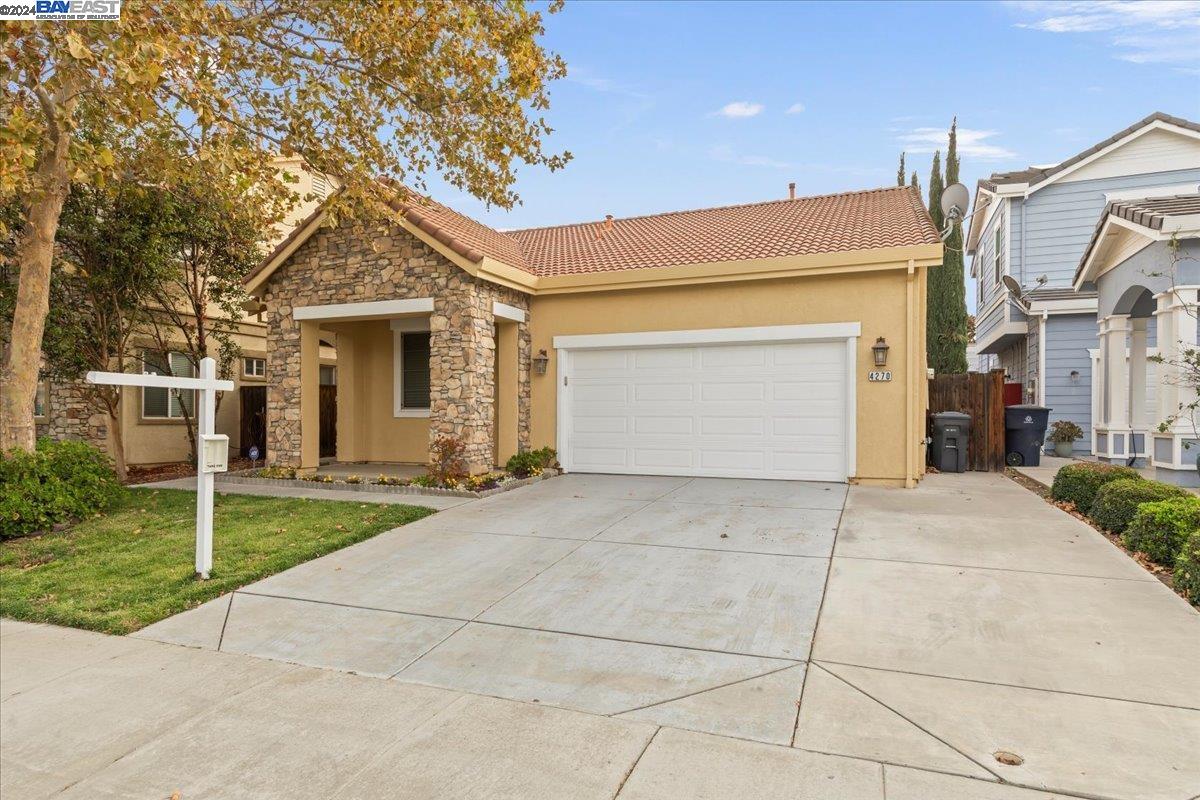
[532,349,549,375]
[1069,370,1080,383]
[871,337,890,367]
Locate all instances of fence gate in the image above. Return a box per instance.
[928,370,1006,471]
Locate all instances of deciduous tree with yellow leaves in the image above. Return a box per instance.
[0,1,569,452]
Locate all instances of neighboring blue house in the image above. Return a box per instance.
[968,112,1200,454]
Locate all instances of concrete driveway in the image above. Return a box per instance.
[126,470,1200,800]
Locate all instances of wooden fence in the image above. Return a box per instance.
[927,370,1006,471]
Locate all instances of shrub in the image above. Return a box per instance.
[1047,420,1084,444]
[465,471,505,492]
[428,436,468,486]
[505,446,558,478]
[1089,478,1188,533]
[0,438,124,538]
[1050,462,1142,511]
[1123,496,1200,566]
[1173,529,1200,605]
[256,465,296,480]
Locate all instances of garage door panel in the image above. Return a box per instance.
[564,339,848,481]
[634,383,693,402]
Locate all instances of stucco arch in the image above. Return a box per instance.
[1111,285,1155,318]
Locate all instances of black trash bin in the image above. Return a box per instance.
[1004,405,1052,467]
[930,412,971,473]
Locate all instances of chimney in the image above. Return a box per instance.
[605,214,614,231]
[788,182,796,200]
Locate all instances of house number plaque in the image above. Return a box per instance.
[868,371,892,382]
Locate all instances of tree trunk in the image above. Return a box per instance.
[0,113,74,453]
[107,403,128,482]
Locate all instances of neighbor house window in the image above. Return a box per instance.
[394,331,430,415]
[994,215,1005,286]
[319,365,337,386]
[243,357,266,378]
[34,381,48,419]
[142,350,195,419]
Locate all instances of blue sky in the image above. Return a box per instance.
[429,1,1200,247]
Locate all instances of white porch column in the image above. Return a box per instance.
[1100,314,1131,430]
[1154,291,1178,429]
[1129,318,1148,445]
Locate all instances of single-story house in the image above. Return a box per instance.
[244,184,942,486]
[1074,193,1200,485]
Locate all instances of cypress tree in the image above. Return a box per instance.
[925,123,970,375]
[910,170,921,198]
[939,118,969,373]
[897,152,906,187]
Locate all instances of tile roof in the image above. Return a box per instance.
[505,185,939,276]
[249,183,940,288]
[380,179,534,274]
[979,112,1200,192]
[1075,193,1200,285]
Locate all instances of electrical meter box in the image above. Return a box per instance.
[200,434,230,473]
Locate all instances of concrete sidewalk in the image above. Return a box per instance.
[2,619,1054,800]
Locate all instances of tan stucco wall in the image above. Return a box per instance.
[326,320,428,464]
[528,266,929,485]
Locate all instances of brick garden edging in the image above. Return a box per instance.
[216,469,560,499]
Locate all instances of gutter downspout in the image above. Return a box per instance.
[1038,310,1048,406]
[906,259,917,488]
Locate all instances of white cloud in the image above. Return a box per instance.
[709,145,791,169]
[1008,1,1200,68]
[714,101,764,118]
[786,102,806,114]
[897,127,1017,160]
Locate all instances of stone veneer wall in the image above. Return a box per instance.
[259,218,531,469]
[35,379,110,449]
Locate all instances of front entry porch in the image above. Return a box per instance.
[266,294,530,476]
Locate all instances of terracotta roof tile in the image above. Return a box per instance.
[506,185,938,276]
[250,183,939,288]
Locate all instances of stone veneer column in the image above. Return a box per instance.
[266,300,302,467]
[429,287,496,471]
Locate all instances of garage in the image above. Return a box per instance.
[554,324,858,482]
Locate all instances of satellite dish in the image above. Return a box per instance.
[1002,275,1023,296]
[941,182,970,222]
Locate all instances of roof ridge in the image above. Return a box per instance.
[506,185,918,234]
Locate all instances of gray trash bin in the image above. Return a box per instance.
[931,411,971,473]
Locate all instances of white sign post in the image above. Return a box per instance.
[87,356,234,579]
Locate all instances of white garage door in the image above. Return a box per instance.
[560,337,852,482]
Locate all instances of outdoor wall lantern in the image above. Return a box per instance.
[871,336,890,367]
[533,349,549,375]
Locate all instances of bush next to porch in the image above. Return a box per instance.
[1123,496,1200,566]
[1089,478,1189,534]
[1173,529,1200,605]
[1050,462,1142,512]
[1,439,126,539]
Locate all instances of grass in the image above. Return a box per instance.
[0,488,435,634]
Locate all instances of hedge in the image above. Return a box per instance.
[0,439,125,539]
[1173,529,1200,605]
[1050,462,1142,512]
[1089,478,1188,534]
[1122,496,1200,566]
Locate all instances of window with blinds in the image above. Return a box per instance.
[142,350,196,418]
[400,332,430,409]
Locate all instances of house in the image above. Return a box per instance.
[968,112,1200,454]
[1073,194,1200,485]
[244,184,942,486]
[34,161,334,468]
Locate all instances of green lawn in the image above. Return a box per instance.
[0,488,434,634]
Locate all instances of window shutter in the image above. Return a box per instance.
[401,333,431,409]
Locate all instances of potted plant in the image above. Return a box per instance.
[1047,420,1084,458]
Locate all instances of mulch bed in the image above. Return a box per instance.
[125,457,255,485]
[1006,468,1182,596]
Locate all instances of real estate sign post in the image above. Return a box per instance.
[86,357,233,578]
